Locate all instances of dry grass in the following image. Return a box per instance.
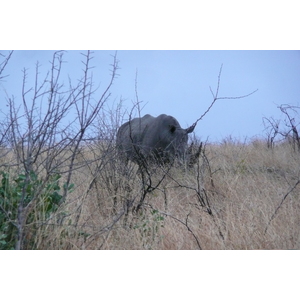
[2,139,300,250]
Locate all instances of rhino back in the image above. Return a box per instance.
[116,114,187,161]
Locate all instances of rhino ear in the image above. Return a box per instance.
[169,125,176,133]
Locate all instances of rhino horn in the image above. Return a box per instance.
[185,122,196,134]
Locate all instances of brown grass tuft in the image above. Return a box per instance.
[2,140,300,249]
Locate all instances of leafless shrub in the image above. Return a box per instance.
[109,65,257,249]
[0,51,120,249]
[279,104,300,152]
[0,51,14,163]
[263,116,281,149]
[1,55,263,250]
[263,104,300,151]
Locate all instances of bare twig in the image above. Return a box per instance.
[190,64,258,130]
[145,204,202,249]
[1,50,120,249]
[265,179,300,234]
[0,50,13,80]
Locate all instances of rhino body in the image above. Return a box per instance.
[116,114,196,164]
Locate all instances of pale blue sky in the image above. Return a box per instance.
[1,50,300,142]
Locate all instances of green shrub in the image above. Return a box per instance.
[0,170,73,250]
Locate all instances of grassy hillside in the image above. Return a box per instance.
[1,51,299,250]
[2,139,298,250]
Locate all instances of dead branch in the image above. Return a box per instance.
[0,51,13,80]
[145,203,202,249]
[265,178,300,234]
[190,64,258,130]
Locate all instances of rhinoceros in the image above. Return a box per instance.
[116,114,199,165]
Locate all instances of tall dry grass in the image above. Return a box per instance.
[13,138,299,250]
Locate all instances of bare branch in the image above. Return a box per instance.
[145,204,202,250]
[0,50,13,80]
[191,65,258,130]
[265,178,300,234]
[263,104,300,151]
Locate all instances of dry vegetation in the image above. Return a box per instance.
[2,139,299,250]
[1,50,299,250]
